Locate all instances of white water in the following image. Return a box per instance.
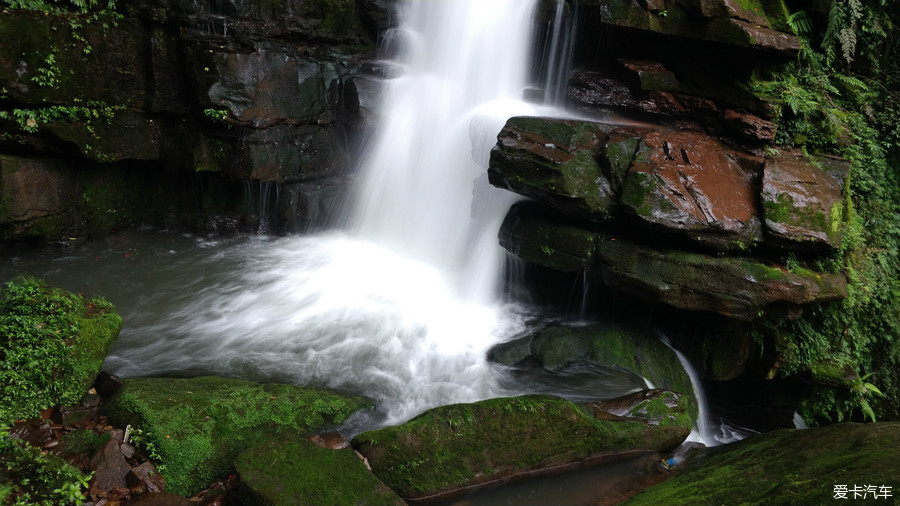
[103,0,561,428]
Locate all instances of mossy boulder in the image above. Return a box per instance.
[489,323,696,420]
[593,236,848,320]
[235,438,405,506]
[103,376,373,497]
[625,422,900,505]
[352,395,689,500]
[761,152,844,251]
[498,201,598,273]
[0,277,121,425]
[590,389,695,430]
[488,117,616,220]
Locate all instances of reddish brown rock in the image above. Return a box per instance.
[125,462,165,495]
[620,130,763,250]
[123,491,193,506]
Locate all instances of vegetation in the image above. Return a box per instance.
[624,422,900,505]
[751,2,900,423]
[0,278,120,505]
[0,0,116,15]
[352,395,689,499]
[103,376,373,496]
[0,277,121,425]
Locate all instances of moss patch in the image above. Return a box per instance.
[236,438,405,506]
[352,395,688,499]
[625,422,900,505]
[0,277,121,425]
[104,376,373,497]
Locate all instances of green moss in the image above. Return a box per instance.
[352,395,688,499]
[104,376,373,497]
[0,277,121,425]
[236,438,404,506]
[620,169,656,217]
[625,423,900,505]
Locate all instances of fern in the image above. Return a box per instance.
[839,27,857,64]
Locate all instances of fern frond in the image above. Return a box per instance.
[788,10,812,37]
[840,27,857,65]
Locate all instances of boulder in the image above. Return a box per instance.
[103,376,373,497]
[235,438,405,506]
[488,117,616,219]
[593,236,848,320]
[762,152,844,251]
[352,395,690,500]
[0,155,80,238]
[498,202,848,320]
[619,129,763,251]
[626,422,900,505]
[589,389,694,429]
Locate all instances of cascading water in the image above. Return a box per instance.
[101,0,553,430]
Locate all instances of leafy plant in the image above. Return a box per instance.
[751,2,900,424]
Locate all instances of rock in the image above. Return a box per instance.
[89,430,131,500]
[0,155,80,238]
[761,152,844,251]
[489,323,696,411]
[498,202,848,319]
[723,109,776,143]
[103,376,373,497]
[589,389,694,429]
[94,371,124,398]
[488,117,616,220]
[51,393,102,427]
[619,129,763,251]
[593,236,848,320]
[697,0,770,27]
[125,462,165,495]
[204,40,330,128]
[619,59,682,93]
[352,395,690,500]
[704,17,800,53]
[235,438,405,506]
[626,422,900,505]
[498,200,598,273]
[123,491,193,506]
[337,74,385,142]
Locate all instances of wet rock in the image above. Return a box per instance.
[593,236,848,320]
[103,376,373,497]
[589,389,693,429]
[489,323,695,408]
[498,201,598,273]
[94,371,124,399]
[696,0,770,27]
[619,59,682,93]
[723,109,776,143]
[204,40,330,128]
[308,431,351,450]
[762,152,844,251]
[337,74,385,142]
[352,395,690,500]
[52,393,102,427]
[489,117,616,220]
[620,129,763,251]
[89,430,131,500]
[235,438,405,506]
[627,422,900,505]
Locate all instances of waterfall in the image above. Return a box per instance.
[104,0,551,430]
[345,0,540,302]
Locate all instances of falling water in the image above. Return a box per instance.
[100,0,561,429]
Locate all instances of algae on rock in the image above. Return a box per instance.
[352,395,689,500]
[104,376,373,497]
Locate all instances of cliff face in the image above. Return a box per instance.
[0,0,394,240]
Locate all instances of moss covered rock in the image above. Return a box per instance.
[488,117,616,220]
[625,422,900,505]
[352,395,689,500]
[235,438,405,506]
[761,152,844,251]
[0,277,121,425]
[103,376,373,497]
[489,323,696,419]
